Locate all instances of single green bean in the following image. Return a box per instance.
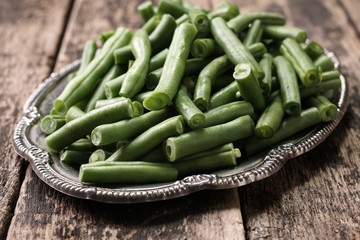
[67,138,96,152]
[233,63,266,113]
[189,8,210,37]
[149,14,177,54]
[40,115,66,134]
[104,73,126,99]
[89,149,113,163]
[227,12,286,34]
[211,17,264,79]
[157,0,188,19]
[304,41,325,60]
[132,91,153,104]
[244,107,321,156]
[99,31,115,45]
[273,55,301,115]
[207,4,239,21]
[77,40,98,77]
[143,23,197,110]
[91,108,172,146]
[258,53,273,97]
[165,115,254,161]
[176,14,190,26]
[137,1,155,22]
[182,76,197,94]
[120,29,151,98]
[304,95,337,122]
[94,97,127,109]
[132,101,144,117]
[209,81,238,109]
[314,55,335,72]
[247,42,267,59]
[175,84,205,129]
[280,37,322,87]
[106,115,185,161]
[61,150,92,166]
[254,95,284,138]
[141,15,162,35]
[195,101,254,129]
[243,19,263,47]
[65,105,85,123]
[84,64,125,112]
[79,161,178,184]
[146,67,163,90]
[263,25,307,43]
[54,28,132,115]
[322,70,340,81]
[149,48,169,72]
[190,38,224,58]
[46,99,134,152]
[194,55,232,111]
[113,45,133,64]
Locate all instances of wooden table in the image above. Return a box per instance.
[1,0,360,239]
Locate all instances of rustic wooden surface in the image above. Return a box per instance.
[1,0,359,239]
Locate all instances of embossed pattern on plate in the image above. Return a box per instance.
[12,52,348,203]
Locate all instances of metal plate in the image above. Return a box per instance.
[12,51,349,203]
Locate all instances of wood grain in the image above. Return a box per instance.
[6,0,245,239]
[236,0,360,239]
[0,0,72,239]
[338,0,360,36]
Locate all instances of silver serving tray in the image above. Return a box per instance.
[12,51,348,203]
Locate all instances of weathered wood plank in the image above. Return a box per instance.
[236,0,360,239]
[0,0,72,239]
[7,0,245,239]
[338,0,360,36]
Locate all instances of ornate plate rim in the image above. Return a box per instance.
[12,51,349,203]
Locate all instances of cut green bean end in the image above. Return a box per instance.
[254,125,274,138]
[189,113,206,129]
[284,102,301,116]
[54,99,66,116]
[41,116,57,134]
[320,104,338,122]
[143,92,171,111]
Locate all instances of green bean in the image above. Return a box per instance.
[157,0,188,19]
[94,97,127,109]
[67,138,96,152]
[209,81,238,109]
[243,19,263,47]
[54,27,132,115]
[50,108,59,115]
[304,95,337,122]
[132,101,144,117]
[141,15,162,35]
[254,95,284,138]
[244,107,321,156]
[172,145,240,176]
[143,23,197,111]
[314,55,335,72]
[227,12,286,34]
[211,17,264,79]
[84,64,125,112]
[40,115,66,134]
[106,115,185,161]
[120,29,151,98]
[149,48,169,72]
[263,25,307,43]
[233,63,266,113]
[137,1,155,22]
[258,53,273,97]
[133,91,153,104]
[247,42,267,59]
[113,45,133,64]
[304,41,325,60]
[280,37,322,87]
[273,55,301,115]
[138,145,167,162]
[195,101,254,129]
[65,105,85,123]
[99,31,115,45]
[77,40,98,77]
[176,14,190,26]
[149,14,177,54]
[104,73,126,99]
[91,108,173,146]
[182,76,197,94]
[190,38,224,58]
[194,55,232,111]
[189,8,210,37]
[60,150,92,166]
[46,99,134,152]
[146,68,163,90]
[89,149,113,163]
[175,84,205,129]
[79,161,178,184]
[322,70,340,81]
[207,4,239,21]
[165,115,254,161]
[183,58,212,76]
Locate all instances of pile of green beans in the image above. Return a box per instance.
[41,0,342,185]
